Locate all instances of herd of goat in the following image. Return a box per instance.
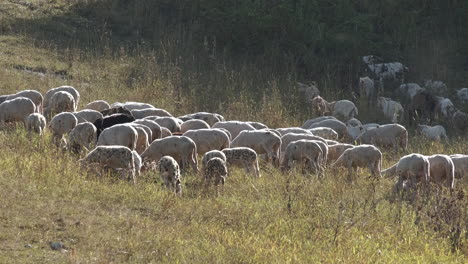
[0,55,467,197]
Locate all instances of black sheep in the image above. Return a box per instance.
[93,113,135,140]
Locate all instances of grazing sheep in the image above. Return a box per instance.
[43,86,80,111]
[382,153,430,192]
[346,118,362,127]
[0,97,36,127]
[408,90,438,126]
[0,95,8,104]
[116,102,155,111]
[25,113,46,135]
[212,121,256,139]
[222,147,260,178]
[73,109,103,124]
[180,119,210,133]
[435,96,456,119]
[6,90,43,113]
[68,122,97,153]
[231,130,282,167]
[327,143,354,164]
[84,100,110,112]
[93,113,135,139]
[281,140,323,175]
[130,108,173,119]
[48,112,78,147]
[204,157,228,191]
[247,121,268,130]
[133,126,150,154]
[44,91,76,120]
[132,150,142,178]
[276,127,312,136]
[377,97,404,123]
[129,123,152,144]
[145,116,182,133]
[97,124,138,150]
[359,76,378,106]
[79,145,135,183]
[355,124,408,152]
[201,150,227,169]
[366,61,408,90]
[178,112,224,126]
[158,156,182,194]
[309,127,338,140]
[161,127,172,138]
[398,83,425,101]
[183,129,230,155]
[347,123,381,141]
[133,119,162,141]
[141,136,198,173]
[332,144,382,179]
[100,106,132,117]
[280,133,327,153]
[424,80,447,95]
[310,96,358,120]
[449,154,468,179]
[308,119,348,140]
[301,116,337,129]
[417,125,448,142]
[456,88,468,102]
[426,154,455,190]
[452,110,468,135]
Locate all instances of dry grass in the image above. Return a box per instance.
[0,1,466,263]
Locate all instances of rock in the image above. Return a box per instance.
[49,241,65,251]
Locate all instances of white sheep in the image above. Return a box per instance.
[281,140,323,175]
[183,128,230,155]
[399,83,424,99]
[417,125,448,142]
[222,147,260,178]
[84,100,110,112]
[158,156,182,194]
[424,80,447,95]
[346,118,362,127]
[68,122,97,153]
[25,113,46,135]
[247,121,268,130]
[231,130,282,167]
[141,136,198,173]
[0,97,36,127]
[276,127,312,136]
[145,116,182,133]
[301,116,337,129]
[129,123,152,144]
[310,96,358,120]
[377,97,404,123]
[130,108,173,119]
[456,88,468,102]
[44,91,76,120]
[382,153,430,192]
[359,76,378,106]
[115,101,155,111]
[180,119,210,133]
[449,154,468,180]
[426,154,455,190]
[355,124,408,152]
[435,96,456,119]
[79,145,135,183]
[133,119,162,141]
[280,133,327,154]
[132,150,142,178]
[308,127,338,140]
[212,121,256,139]
[308,119,348,140]
[161,127,172,138]
[178,112,224,126]
[48,112,78,147]
[44,86,80,110]
[201,150,227,170]
[97,124,138,150]
[332,144,382,179]
[73,109,103,124]
[133,126,150,154]
[6,90,43,113]
[327,143,354,164]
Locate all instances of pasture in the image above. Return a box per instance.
[0,1,467,263]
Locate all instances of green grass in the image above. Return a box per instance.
[0,1,466,263]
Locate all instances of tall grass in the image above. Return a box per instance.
[0,1,466,263]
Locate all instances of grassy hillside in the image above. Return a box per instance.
[0,1,467,263]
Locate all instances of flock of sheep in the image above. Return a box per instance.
[0,55,467,198]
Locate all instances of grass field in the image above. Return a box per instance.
[0,1,467,263]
